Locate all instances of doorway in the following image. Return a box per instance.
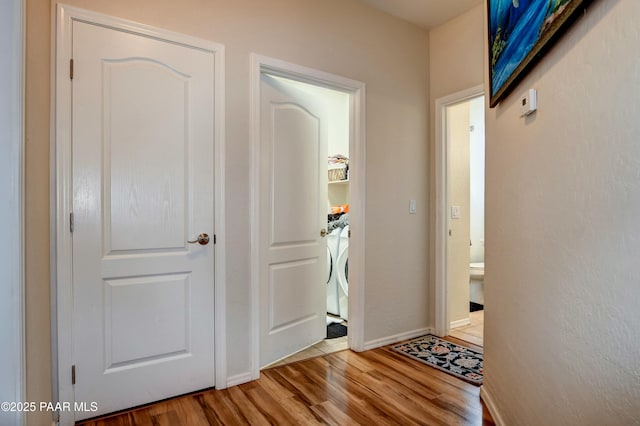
[446,95,485,347]
[268,75,351,367]
[434,86,485,345]
[251,55,365,375]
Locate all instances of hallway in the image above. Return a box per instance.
[78,344,494,425]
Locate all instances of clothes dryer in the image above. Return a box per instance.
[326,228,341,316]
[336,225,349,320]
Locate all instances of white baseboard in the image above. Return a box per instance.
[361,327,432,351]
[450,318,471,329]
[226,372,254,388]
[480,385,505,426]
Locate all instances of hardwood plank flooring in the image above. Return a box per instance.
[77,344,494,426]
[449,310,484,347]
[266,336,349,368]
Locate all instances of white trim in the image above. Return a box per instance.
[212,29,228,393]
[249,55,261,381]
[361,327,433,351]
[226,372,254,388]
[17,2,25,423]
[450,318,471,329]
[480,386,506,426]
[434,85,485,337]
[52,6,226,425]
[250,54,366,380]
[0,0,25,425]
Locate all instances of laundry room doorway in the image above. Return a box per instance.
[251,55,366,373]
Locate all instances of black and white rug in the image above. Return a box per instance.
[391,335,483,385]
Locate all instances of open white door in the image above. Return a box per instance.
[259,74,328,367]
[71,20,215,419]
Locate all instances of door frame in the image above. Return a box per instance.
[0,1,25,425]
[434,85,484,337]
[51,6,226,424]
[250,54,366,378]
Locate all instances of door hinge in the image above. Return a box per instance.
[70,59,74,80]
[70,212,74,233]
[71,365,76,385]
[214,234,217,244]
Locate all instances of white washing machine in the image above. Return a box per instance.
[326,228,342,316]
[336,225,349,320]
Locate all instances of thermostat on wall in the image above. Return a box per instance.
[520,89,537,117]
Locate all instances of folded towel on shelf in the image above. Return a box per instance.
[328,154,349,164]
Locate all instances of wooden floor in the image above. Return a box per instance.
[267,335,349,368]
[449,310,484,347]
[78,342,494,426]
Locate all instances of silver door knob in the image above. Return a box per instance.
[188,233,210,245]
[320,229,327,237]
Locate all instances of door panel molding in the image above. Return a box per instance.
[250,54,366,380]
[52,6,225,424]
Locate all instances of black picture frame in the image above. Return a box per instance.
[488,0,594,107]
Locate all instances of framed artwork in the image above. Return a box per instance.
[488,0,594,107]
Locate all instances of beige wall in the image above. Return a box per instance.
[26,1,430,422]
[447,101,471,324]
[25,1,52,425]
[483,0,640,423]
[429,5,485,101]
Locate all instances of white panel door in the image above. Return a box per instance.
[260,74,328,367]
[72,21,215,419]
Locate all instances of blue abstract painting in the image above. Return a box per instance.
[488,0,592,107]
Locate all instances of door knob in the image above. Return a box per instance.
[320,229,327,237]
[188,233,210,245]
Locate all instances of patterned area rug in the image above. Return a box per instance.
[391,335,483,385]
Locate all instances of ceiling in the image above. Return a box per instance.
[358,0,483,30]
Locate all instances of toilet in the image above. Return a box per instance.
[470,262,484,280]
[469,262,484,306]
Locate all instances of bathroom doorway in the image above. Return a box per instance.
[434,86,485,346]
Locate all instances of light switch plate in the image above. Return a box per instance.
[451,206,461,219]
[409,199,417,214]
